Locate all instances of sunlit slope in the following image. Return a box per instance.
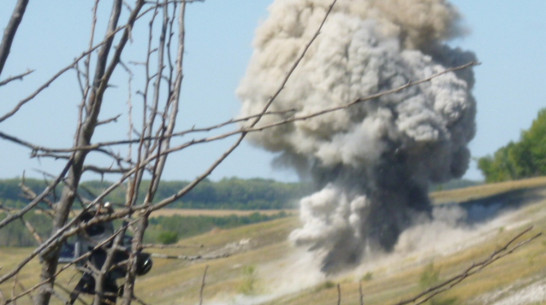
[431,176,546,204]
[137,177,546,305]
[2,177,546,305]
[137,217,300,304]
[0,218,300,305]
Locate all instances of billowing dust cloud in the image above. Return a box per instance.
[237,0,477,273]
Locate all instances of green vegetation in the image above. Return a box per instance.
[157,231,179,245]
[0,211,287,246]
[361,271,373,281]
[418,262,459,305]
[0,178,55,209]
[0,177,311,210]
[315,281,336,293]
[0,177,480,212]
[2,178,546,304]
[478,108,546,182]
[4,178,546,304]
[419,262,440,290]
[147,186,546,305]
[0,212,52,246]
[238,265,258,295]
[144,212,288,244]
[430,176,546,204]
[1,177,298,246]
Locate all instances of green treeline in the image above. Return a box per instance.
[0,177,311,210]
[0,177,303,246]
[478,108,546,182]
[0,212,52,247]
[0,211,289,247]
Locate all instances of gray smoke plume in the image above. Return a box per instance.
[237,0,477,273]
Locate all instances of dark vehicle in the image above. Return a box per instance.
[60,203,152,305]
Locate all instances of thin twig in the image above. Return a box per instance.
[121,1,182,304]
[337,283,341,305]
[19,217,43,244]
[0,63,476,238]
[359,281,364,305]
[199,265,209,305]
[96,114,122,126]
[393,226,542,305]
[1,222,133,304]
[0,60,477,157]
[132,295,150,305]
[0,4,160,124]
[0,69,34,87]
[0,158,73,230]
[141,0,339,215]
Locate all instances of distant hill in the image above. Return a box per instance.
[0,177,313,210]
[0,178,482,211]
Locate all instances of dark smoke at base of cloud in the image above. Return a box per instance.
[237,0,477,273]
[292,157,434,273]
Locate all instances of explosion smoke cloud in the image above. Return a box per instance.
[237,0,477,272]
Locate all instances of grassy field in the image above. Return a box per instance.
[430,176,546,204]
[2,177,546,304]
[150,208,296,218]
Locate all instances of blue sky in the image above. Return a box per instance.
[0,1,545,182]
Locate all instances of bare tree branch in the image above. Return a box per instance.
[2,60,476,158]
[118,0,340,218]
[122,1,183,303]
[19,217,43,244]
[0,0,29,76]
[0,69,34,87]
[359,281,364,305]
[35,1,145,301]
[393,226,542,305]
[0,58,477,252]
[0,158,72,230]
[0,3,161,125]
[0,2,489,305]
[337,283,341,305]
[199,265,208,305]
[1,222,132,304]
[96,114,122,126]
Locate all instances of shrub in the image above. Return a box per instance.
[238,265,258,295]
[419,262,440,290]
[157,231,178,245]
[362,271,373,281]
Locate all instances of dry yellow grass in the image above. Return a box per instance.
[430,176,546,204]
[2,177,546,305]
